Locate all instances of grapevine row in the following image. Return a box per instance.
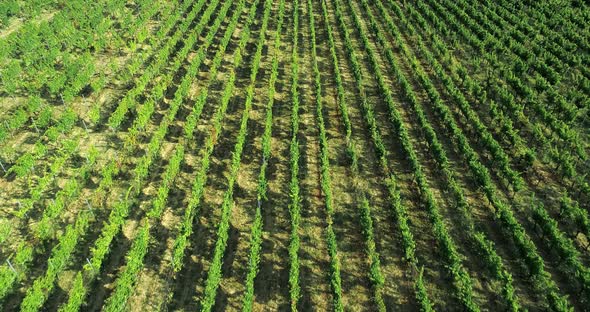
[424,0,587,162]
[169,0,258,275]
[388,1,573,309]
[17,0,222,306]
[326,0,434,309]
[412,0,589,251]
[0,1,210,303]
[0,0,162,144]
[107,0,215,130]
[241,0,286,309]
[287,0,302,309]
[342,0,479,309]
[308,0,344,310]
[369,0,521,309]
[317,0,386,310]
[401,0,590,230]
[200,1,272,309]
[56,1,241,310]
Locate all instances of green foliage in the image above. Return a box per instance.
[105,1,250,308]
[21,215,90,312]
[286,1,303,310]
[308,0,343,309]
[329,0,428,305]
[342,0,479,307]
[171,0,248,274]
[242,1,286,309]
[0,243,33,301]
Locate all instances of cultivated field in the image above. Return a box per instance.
[1,0,589,311]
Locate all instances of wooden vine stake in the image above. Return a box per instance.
[6,259,17,274]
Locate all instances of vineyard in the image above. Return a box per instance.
[1,0,590,310]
